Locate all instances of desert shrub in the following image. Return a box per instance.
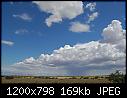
[83,77,89,79]
[44,76,50,79]
[80,76,84,79]
[5,76,14,79]
[108,70,125,83]
[94,76,99,79]
[71,76,77,79]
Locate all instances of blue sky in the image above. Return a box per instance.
[2,1,126,76]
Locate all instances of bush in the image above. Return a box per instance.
[71,76,77,79]
[108,70,125,83]
[94,76,99,79]
[80,76,84,79]
[5,76,14,79]
[83,77,89,79]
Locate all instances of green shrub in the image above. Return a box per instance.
[94,76,99,79]
[108,70,125,83]
[5,76,14,79]
[83,77,89,79]
[71,76,77,79]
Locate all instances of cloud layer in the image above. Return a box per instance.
[33,1,84,27]
[2,20,126,76]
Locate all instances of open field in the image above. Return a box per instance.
[1,76,111,83]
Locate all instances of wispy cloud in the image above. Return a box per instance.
[13,13,32,21]
[2,40,14,46]
[15,29,28,35]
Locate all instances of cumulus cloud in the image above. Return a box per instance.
[2,40,14,46]
[33,1,84,27]
[87,12,98,23]
[13,13,32,21]
[101,20,126,52]
[86,2,96,12]
[102,20,125,43]
[69,22,90,33]
[2,20,126,76]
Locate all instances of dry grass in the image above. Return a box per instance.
[1,77,111,84]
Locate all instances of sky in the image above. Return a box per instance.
[1,1,126,76]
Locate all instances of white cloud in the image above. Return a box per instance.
[69,22,90,33]
[13,13,32,21]
[33,1,84,27]
[2,40,14,46]
[2,20,126,76]
[15,29,28,35]
[87,12,98,23]
[101,20,126,52]
[86,2,96,12]
[102,20,125,43]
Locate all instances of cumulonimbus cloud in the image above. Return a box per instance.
[2,20,126,76]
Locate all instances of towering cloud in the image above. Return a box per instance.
[102,20,125,43]
[101,20,126,52]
